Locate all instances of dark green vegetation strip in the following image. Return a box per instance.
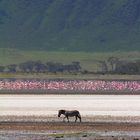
[48,132,84,137]
[0,90,139,95]
[0,73,140,80]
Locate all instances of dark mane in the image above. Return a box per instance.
[59,109,66,114]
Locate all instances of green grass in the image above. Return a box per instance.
[0,48,140,72]
[48,132,87,137]
[0,73,140,80]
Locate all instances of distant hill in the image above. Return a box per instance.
[0,0,140,51]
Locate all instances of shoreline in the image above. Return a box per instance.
[1,115,140,123]
[0,90,140,95]
[1,121,140,131]
[1,94,140,139]
[1,119,140,139]
[1,116,140,139]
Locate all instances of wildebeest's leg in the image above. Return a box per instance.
[77,115,81,122]
[63,116,66,122]
[66,115,69,122]
[75,116,77,122]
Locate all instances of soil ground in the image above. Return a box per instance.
[1,116,140,140]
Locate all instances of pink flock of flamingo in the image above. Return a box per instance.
[0,80,140,92]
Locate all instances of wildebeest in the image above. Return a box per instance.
[58,109,81,122]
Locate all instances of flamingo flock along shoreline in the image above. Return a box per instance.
[0,79,140,92]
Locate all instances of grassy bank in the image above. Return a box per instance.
[0,49,140,72]
[0,73,140,80]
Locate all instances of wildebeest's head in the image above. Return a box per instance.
[58,110,66,117]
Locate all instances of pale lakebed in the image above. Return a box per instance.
[0,95,140,117]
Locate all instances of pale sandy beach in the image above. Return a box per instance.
[0,95,140,139]
[1,95,140,116]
